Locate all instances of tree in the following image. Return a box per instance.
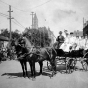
[0,29,10,38]
[23,27,52,47]
[0,28,20,40]
[12,29,20,39]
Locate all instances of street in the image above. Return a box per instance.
[0,60,88,88]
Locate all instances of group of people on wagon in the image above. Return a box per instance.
[56,31,88,52]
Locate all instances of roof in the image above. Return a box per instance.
[0,36,9,41]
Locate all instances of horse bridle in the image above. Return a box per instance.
[45,47,57,60]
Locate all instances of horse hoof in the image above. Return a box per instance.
[32,77,36,81]
[23,76,25,78]
[39,72,42,75]
[27,76,29,78]
[49,75,53,78]
[26,74,29,78]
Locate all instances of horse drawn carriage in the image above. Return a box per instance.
[47,42,88,73]
[11,36,88,78]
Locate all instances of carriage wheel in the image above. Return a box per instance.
[82,53,88,71]
[47,61,52,71]
[47,60,57,71]
[67,58,77,73]
[73,58,77,70]
[81,60,88,71]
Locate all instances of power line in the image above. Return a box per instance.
[12,20,25,29]
[0,12,25,30]
[0,0,9,6]
[0,12,8,17]
[31,0,52,9]
[0,14,7,18]
[14,18,25,29]
[0,0,52,12]
[0,0,28,12]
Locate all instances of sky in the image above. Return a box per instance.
[0,0,88,37]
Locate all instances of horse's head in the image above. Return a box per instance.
[46,47,57,71]
[11,39,18,47]
[53,42,58,49]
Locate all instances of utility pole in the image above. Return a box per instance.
[83,17,84,28]
[43,27,45,47]
[30,12,34,29]
[30,12,35,45]
[8,5,14,44]
[8,5,14,60]
[40,30,41,47]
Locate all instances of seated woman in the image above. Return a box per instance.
[74,36,80,50]
[60,32,77,52]
[60,33,70,52]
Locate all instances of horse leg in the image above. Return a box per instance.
[24,61,28,77]
[32,62,36,78]
[29,61,33,77]
[73,58,77,71]
[0,57,1,63]
[50,60,56,77]
[39,62,43,75]
[20,61,25,77]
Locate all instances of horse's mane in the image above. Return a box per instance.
[23,37,33,48]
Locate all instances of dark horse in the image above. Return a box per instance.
[11,39,57,78]
[30,47,57,77]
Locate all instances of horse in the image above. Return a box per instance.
[30,47,57,77]
[11,37,57,78]
[11,38,36,78]
[23,37,57,77]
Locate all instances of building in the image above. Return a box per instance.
[73,30,83,37]
[83,21,88,36]
[33,13,38,29]
[0,35,9,49]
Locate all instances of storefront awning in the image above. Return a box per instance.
[0,36,9,41]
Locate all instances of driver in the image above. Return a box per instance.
[56,31,65,49]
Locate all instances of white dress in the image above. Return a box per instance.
[79,38,85,49]
[65,36,76,52]
[60,36,71,52]
[75,38,80,50]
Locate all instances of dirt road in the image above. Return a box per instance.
[0,60,88,88]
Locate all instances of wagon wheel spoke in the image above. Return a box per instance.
[47,61,52,71]
[81,60,88,71]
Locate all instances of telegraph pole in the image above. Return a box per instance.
[83,17,84,28]
[8,5,14,60]
[30,12,35,45]
[43,27,45,47]
[30,12,34,29]
[8,5,14,44]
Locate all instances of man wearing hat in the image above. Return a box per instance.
[56,31,65,49]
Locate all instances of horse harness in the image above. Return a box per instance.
[45,47,57,60]
[16,45,57,62]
